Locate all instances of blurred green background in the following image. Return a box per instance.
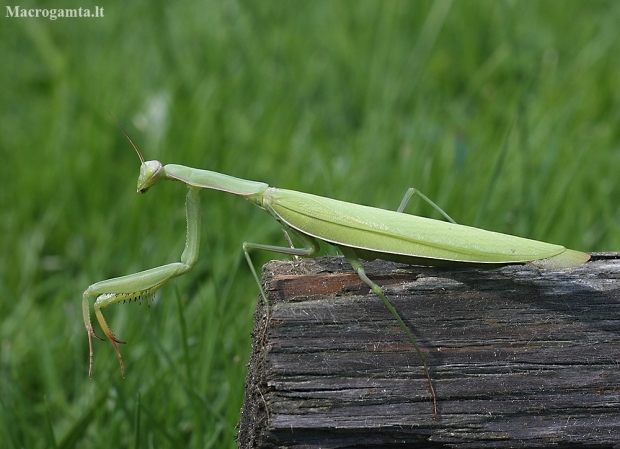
[1,1,619,447]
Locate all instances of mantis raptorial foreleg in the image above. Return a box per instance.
[82,186,201,377]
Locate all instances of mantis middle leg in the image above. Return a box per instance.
[82,186,201,377]
[242,228,321,345]
[242,228,321,304]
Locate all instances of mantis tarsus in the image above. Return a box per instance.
[83,110,590,416]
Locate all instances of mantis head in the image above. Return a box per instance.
[137,160,164,193]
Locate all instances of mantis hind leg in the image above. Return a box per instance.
[397,187,456,224]
[340,246,438,417]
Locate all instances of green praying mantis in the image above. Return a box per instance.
[83,109,590,415]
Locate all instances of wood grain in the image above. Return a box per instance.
[238,253,620,448]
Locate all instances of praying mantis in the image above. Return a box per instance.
[82,110,590,415]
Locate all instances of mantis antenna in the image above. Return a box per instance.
[96,97,145,164]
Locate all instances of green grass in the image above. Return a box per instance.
[1,1,619,447]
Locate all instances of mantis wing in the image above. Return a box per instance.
[263,188,589,268]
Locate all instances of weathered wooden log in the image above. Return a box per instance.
[238,253,620,448]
